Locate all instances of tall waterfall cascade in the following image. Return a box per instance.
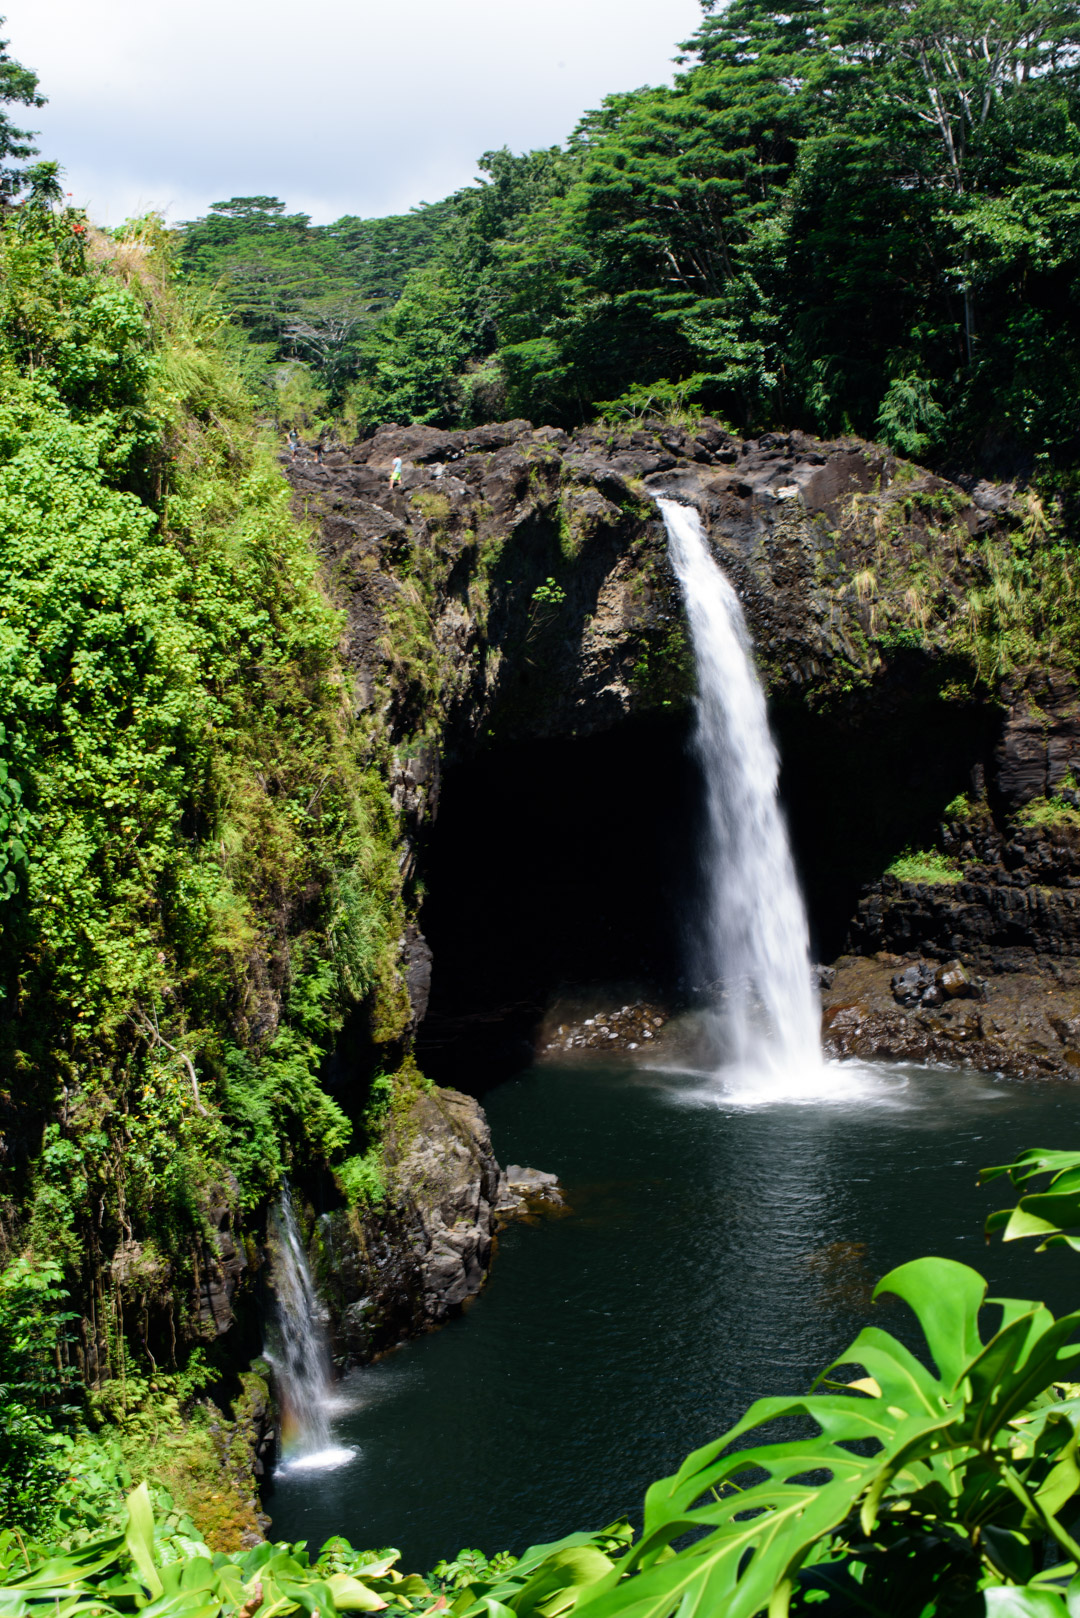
[658,499,822,1080]
[267,1186,350,1470]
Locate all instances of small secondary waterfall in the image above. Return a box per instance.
[266,1185,337,1466]
[658,499,822,1078]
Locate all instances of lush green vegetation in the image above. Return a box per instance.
[0,31,417,1540]
[176,195,457,418]
[179,1,1080,481]
[1019,794,1080,830]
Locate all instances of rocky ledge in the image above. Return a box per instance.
[536,1000,672,1057]
[822,953,1080,1079]
[852,800,1080,963]
[495,1166,566,1220]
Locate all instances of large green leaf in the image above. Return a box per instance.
[982,1151,1080,1251]
[563,1258,1080,1618]
[125,1483,164,1601]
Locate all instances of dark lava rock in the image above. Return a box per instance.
[891,961,937,1007]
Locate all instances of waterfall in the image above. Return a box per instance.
[267,1185,346,1470]
[658,499,822,1079]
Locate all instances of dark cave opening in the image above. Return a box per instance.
[416,677,1002,1092]
[416,713,701,1091]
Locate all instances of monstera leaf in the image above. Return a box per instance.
[557,1258,1080,1618]
[982,1150,1080,1252]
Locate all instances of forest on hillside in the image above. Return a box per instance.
[179,0,1080,481]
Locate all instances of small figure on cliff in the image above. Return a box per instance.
[389,456,403,489]
[287,428,299,458]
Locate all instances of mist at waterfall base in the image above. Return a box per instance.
[266,1188,354,1473]
[266,1062,1080,1568]
[657,498,822,1090]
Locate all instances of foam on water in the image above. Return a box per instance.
[275,1446,357,1475]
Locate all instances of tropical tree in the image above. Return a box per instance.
[0,16,44,203]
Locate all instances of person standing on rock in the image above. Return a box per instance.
[389,455,403,489]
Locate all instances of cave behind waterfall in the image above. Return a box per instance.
[417,714,699,1089]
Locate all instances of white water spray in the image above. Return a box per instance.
[658,499,822,1080]
[267,1186,353,1472]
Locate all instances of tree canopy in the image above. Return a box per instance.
[184,0,1080,478]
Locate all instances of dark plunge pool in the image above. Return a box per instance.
[266,1058,1080,1570]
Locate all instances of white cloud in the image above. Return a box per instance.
[8,0,702,224]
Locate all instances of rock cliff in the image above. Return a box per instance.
[314,1087,506,1365]
[288,412,1021,988]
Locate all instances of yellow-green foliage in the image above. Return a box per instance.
[1018,794,1080,831]
[410,489,451,524]
[945,792,975,819]
[885,848,963,885]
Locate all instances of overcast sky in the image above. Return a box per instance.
[8,0,703,227]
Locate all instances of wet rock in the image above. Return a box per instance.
[938,959,978,998]
[495,1165,566,1220]
[891,961,936,1007]
[825,954,1080,1078]
[538,1000,670,1056]
[822,1001,867,1033]
[1051,1014,1080,1046]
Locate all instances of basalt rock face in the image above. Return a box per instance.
[851,815,1080,962]
[313,1085,507,1367]
[289,416,1017,957]
[848,669,1080,967]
